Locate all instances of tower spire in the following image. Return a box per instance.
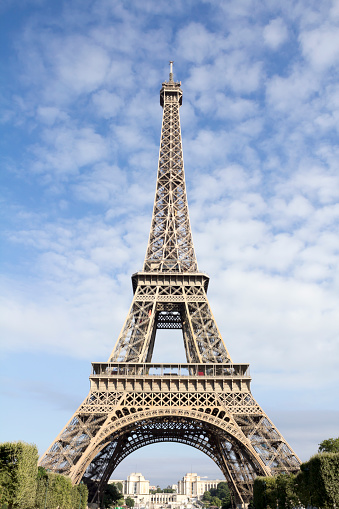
[169,60,174,82]
[144,64,195,273]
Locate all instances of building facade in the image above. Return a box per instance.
[177,473,224,499]
[109,472,225,507]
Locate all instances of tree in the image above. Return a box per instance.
[319,437,339,453]
[116,482,123,493]
[253,477,277,509]
[216,483,231,509]
[125,496,135,507]
[41,472,76,509]
[73,483,88,509]
[209,487,217,497]
[275,473,299,509]
[202,491,212,502]
[298,453,339,509]
[211,496,222,507]
[0,442,88,509]
[103,483,123,508]
[0,441,38,509]
[202,483,230,509]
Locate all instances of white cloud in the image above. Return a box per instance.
[266,66,319,112]
[36,106,69,125]
[0,211,150,359]
[263,18,288,49]
[186,53,263,99]
[300,24,339,70]
[31,125,110,178]
[281,166,339,204]
[91,90,124,118]
[176,22,228,64]
[330,0,339,18]
[215,94,259,120]
[209,267,339,377]
[51,35,111,94]
[73,163,127,204]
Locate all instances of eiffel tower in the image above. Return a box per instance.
[39,63,301,507]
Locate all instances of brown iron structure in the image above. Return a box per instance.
[39,63,301,507]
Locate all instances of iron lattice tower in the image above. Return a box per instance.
[39,63,301,507]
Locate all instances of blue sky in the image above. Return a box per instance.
[1,0,339,487]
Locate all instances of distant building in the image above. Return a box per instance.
[177,473,224,499]
[109,472,225,508]
[126,473,150,496]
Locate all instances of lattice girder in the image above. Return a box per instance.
[84,416,263,504]
[42,408,266,504]
[40,363,300,505]
[109,275,231,364]
[144,80,197,273]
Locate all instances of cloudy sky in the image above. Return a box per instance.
[1,0,339,487]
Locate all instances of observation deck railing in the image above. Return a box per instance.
[91,362,250,378]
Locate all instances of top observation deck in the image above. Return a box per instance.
[160,61,183,107]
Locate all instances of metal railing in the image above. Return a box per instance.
[91,362,250,378]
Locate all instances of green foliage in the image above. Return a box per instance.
[253,476,277,509]
[253,473,298,509]
[125,496,135,507]
[275,473,299,509]
[37,467,47,480]
[0,441,38,509]
[319,437,339,453]
[211,496,222,507]
[202,482,230,509]
[116,482,123,493]
[103,483,123,508]
[37,472,72,509]
[36,472,88,509]
[35,473,48,508]
[298,453,339,509]
[0,442,87,509]
[221,500,230,509]
[254,453,339,509]
[252,477,265,509]
[215,482,229,500]
[202,491,212,501]
[74,483,88,509]
[216,482,230,508]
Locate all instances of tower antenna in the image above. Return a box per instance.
[169,60,174,81]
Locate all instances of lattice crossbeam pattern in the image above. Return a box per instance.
[109,279,232,363]
[39,365,300,504]
[144,74,197,273]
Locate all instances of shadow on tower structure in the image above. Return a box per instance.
[39,62,301,508]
